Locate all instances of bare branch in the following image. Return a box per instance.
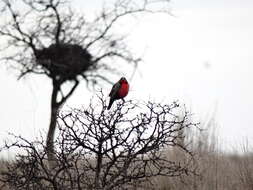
[0,95,198,189]
[57,79,79,106]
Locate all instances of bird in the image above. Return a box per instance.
[107,77,129,110]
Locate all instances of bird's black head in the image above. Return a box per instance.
[119,77,128,83]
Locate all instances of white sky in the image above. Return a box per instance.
[0,0,253,152]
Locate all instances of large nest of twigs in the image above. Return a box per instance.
[36,43,93,82]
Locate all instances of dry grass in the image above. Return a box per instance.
[0,159,11,190]
[152,148,253,190]
[0,117,252,190]
[151,117,253,190]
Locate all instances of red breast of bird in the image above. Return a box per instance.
[118,79,129,98]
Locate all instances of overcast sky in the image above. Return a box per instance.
[0,0,253,152]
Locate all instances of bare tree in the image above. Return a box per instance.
[0,95,198,190]
[0,0,171,165]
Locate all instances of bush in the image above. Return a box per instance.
[0,95,197,190]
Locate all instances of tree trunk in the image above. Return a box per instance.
[45,79,79,169]
[95,141,103,189]
[46,82,60,168]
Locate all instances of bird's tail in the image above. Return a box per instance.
[107,98,114,110]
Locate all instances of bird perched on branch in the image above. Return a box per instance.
[107,77,129,110]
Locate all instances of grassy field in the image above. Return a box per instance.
[152,117,253,190]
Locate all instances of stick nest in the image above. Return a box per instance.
[36,43,93,82]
